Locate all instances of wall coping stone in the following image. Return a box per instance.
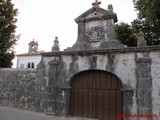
[0,68,36,71]
[41,45,160,56]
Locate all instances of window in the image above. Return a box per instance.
[27,62,30,68]
[27,62,35,68]
[31,62,34,68]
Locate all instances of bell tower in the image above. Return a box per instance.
[28,39,38,54]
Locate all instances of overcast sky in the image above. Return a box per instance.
[12,0,137,55]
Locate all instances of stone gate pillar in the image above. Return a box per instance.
[136,51,152,119]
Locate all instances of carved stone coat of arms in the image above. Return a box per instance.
[87,26,104,42]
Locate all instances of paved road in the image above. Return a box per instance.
[0,106,54,120]
[0,106,95,120]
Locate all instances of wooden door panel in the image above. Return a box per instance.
[103,91,110,120]
[82,89,88,117]
[69,70,123,120]
[95,91,103,119]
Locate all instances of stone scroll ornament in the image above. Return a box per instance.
[87,26,104,42]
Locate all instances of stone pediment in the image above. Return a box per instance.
[65,4,124,51]
[75,6,117,23]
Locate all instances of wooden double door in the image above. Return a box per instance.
[69,70,123,120]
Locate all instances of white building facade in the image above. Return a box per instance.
[17,40,44,69]
[17,54,42,68]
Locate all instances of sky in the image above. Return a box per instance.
[11,0,137,67]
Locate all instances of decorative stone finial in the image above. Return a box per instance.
[52,37,60,52]
[138,30,144,38]
[92,0,101,7]
[136,30,146,46]
[108,4,113,12]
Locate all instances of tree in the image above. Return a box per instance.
[115,22,137,47]
[0,0,19,68]
[115,0,160,47]
[133,0,160,22]
[133,0,160,45]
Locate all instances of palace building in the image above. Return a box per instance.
[1,1,159,120]
[35,1,160,120]
[16,40,45,69]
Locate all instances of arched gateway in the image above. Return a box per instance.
[69,70,123,120]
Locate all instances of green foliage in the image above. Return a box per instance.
[115,0,160,47]
[115,22,137,47]
[131,19,160,45]
[134,0,160,21]
[133,0,160,45]
[0,0,19,68]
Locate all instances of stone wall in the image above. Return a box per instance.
[35,46,160,119]
[35,48,141,116]
[0,47,160,120]
[0,69,37,111]
[150,51,160,116]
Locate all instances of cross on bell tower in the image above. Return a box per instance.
[92,0,101,7]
